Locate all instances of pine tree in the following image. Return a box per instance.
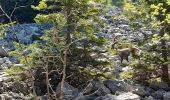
[31,0,112,92]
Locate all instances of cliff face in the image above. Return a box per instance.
[0,0,40,23]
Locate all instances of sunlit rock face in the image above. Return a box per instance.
[5,23,52,44]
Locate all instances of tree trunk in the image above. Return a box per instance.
[160,28,169,82]
[105,0,108,5]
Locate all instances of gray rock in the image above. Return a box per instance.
[118,25,131,31]
[117,18,129,25]
[145,87,154,96]
[103,80,125,93]
[116,92,141,100]
[11,81,29,94]
[9,57,19,64]
[22,49,32,55]
[3,57,9,61]
[163,92,170,100]
[76,93,97,100]
[95,94,116,100]
[104,79,137,94]
[56,82,79,99]
[151,89,165,99]
[132,85,148,97]
[144,96,156,100]
[149,82,169,90]
[0,46,8,57]
[0,95,5,100]
[143,43,153,51]
[5,23,52,44]
[0,87,4,94]
[0,40,14,51]
[83,81,111,96]
[9,92,25,100]
[0,58,4,64]
[1,63,9,69]
[3,94,13,100]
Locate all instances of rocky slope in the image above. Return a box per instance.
[0,5,169,100]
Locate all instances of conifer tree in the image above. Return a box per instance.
[31,0,111,91]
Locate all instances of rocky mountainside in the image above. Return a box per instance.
[0,5,169,100]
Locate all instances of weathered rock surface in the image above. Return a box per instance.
[0,46,8,57]
[163,92,170,100]
[116,92,141,100]
[5,23,52,44]
[56,82,79,99]
[83,80,111,96]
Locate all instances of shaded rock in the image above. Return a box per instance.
[103,80,124,93]
[145,87,154,96]
[11,81,29,94]
[9,56,19,64]
[163,92,170,100]
[0,87,4,94]
[151,89,165,99]
[104,79,135,94]
[149,82,169,90]
[144,96,156,100]
[132,85,148,97]
[83,80,110,96]
[56,82,79,99]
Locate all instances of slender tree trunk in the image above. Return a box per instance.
[66,2,72,44]
[45,58,50,100]
[160,28,169,82]
[105,0,108,5]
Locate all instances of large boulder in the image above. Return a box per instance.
[6,23,52,44]
[103,80,134,94]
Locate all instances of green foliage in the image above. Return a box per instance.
[123,0,170,82]
[120,70,133,79]
[112,0,125,6]
[4,66,24,76]
[31,1,47,10]
[147,77,162,83]
[30,0,112,88]
[123,0,151,25]
[0,23,11,38]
